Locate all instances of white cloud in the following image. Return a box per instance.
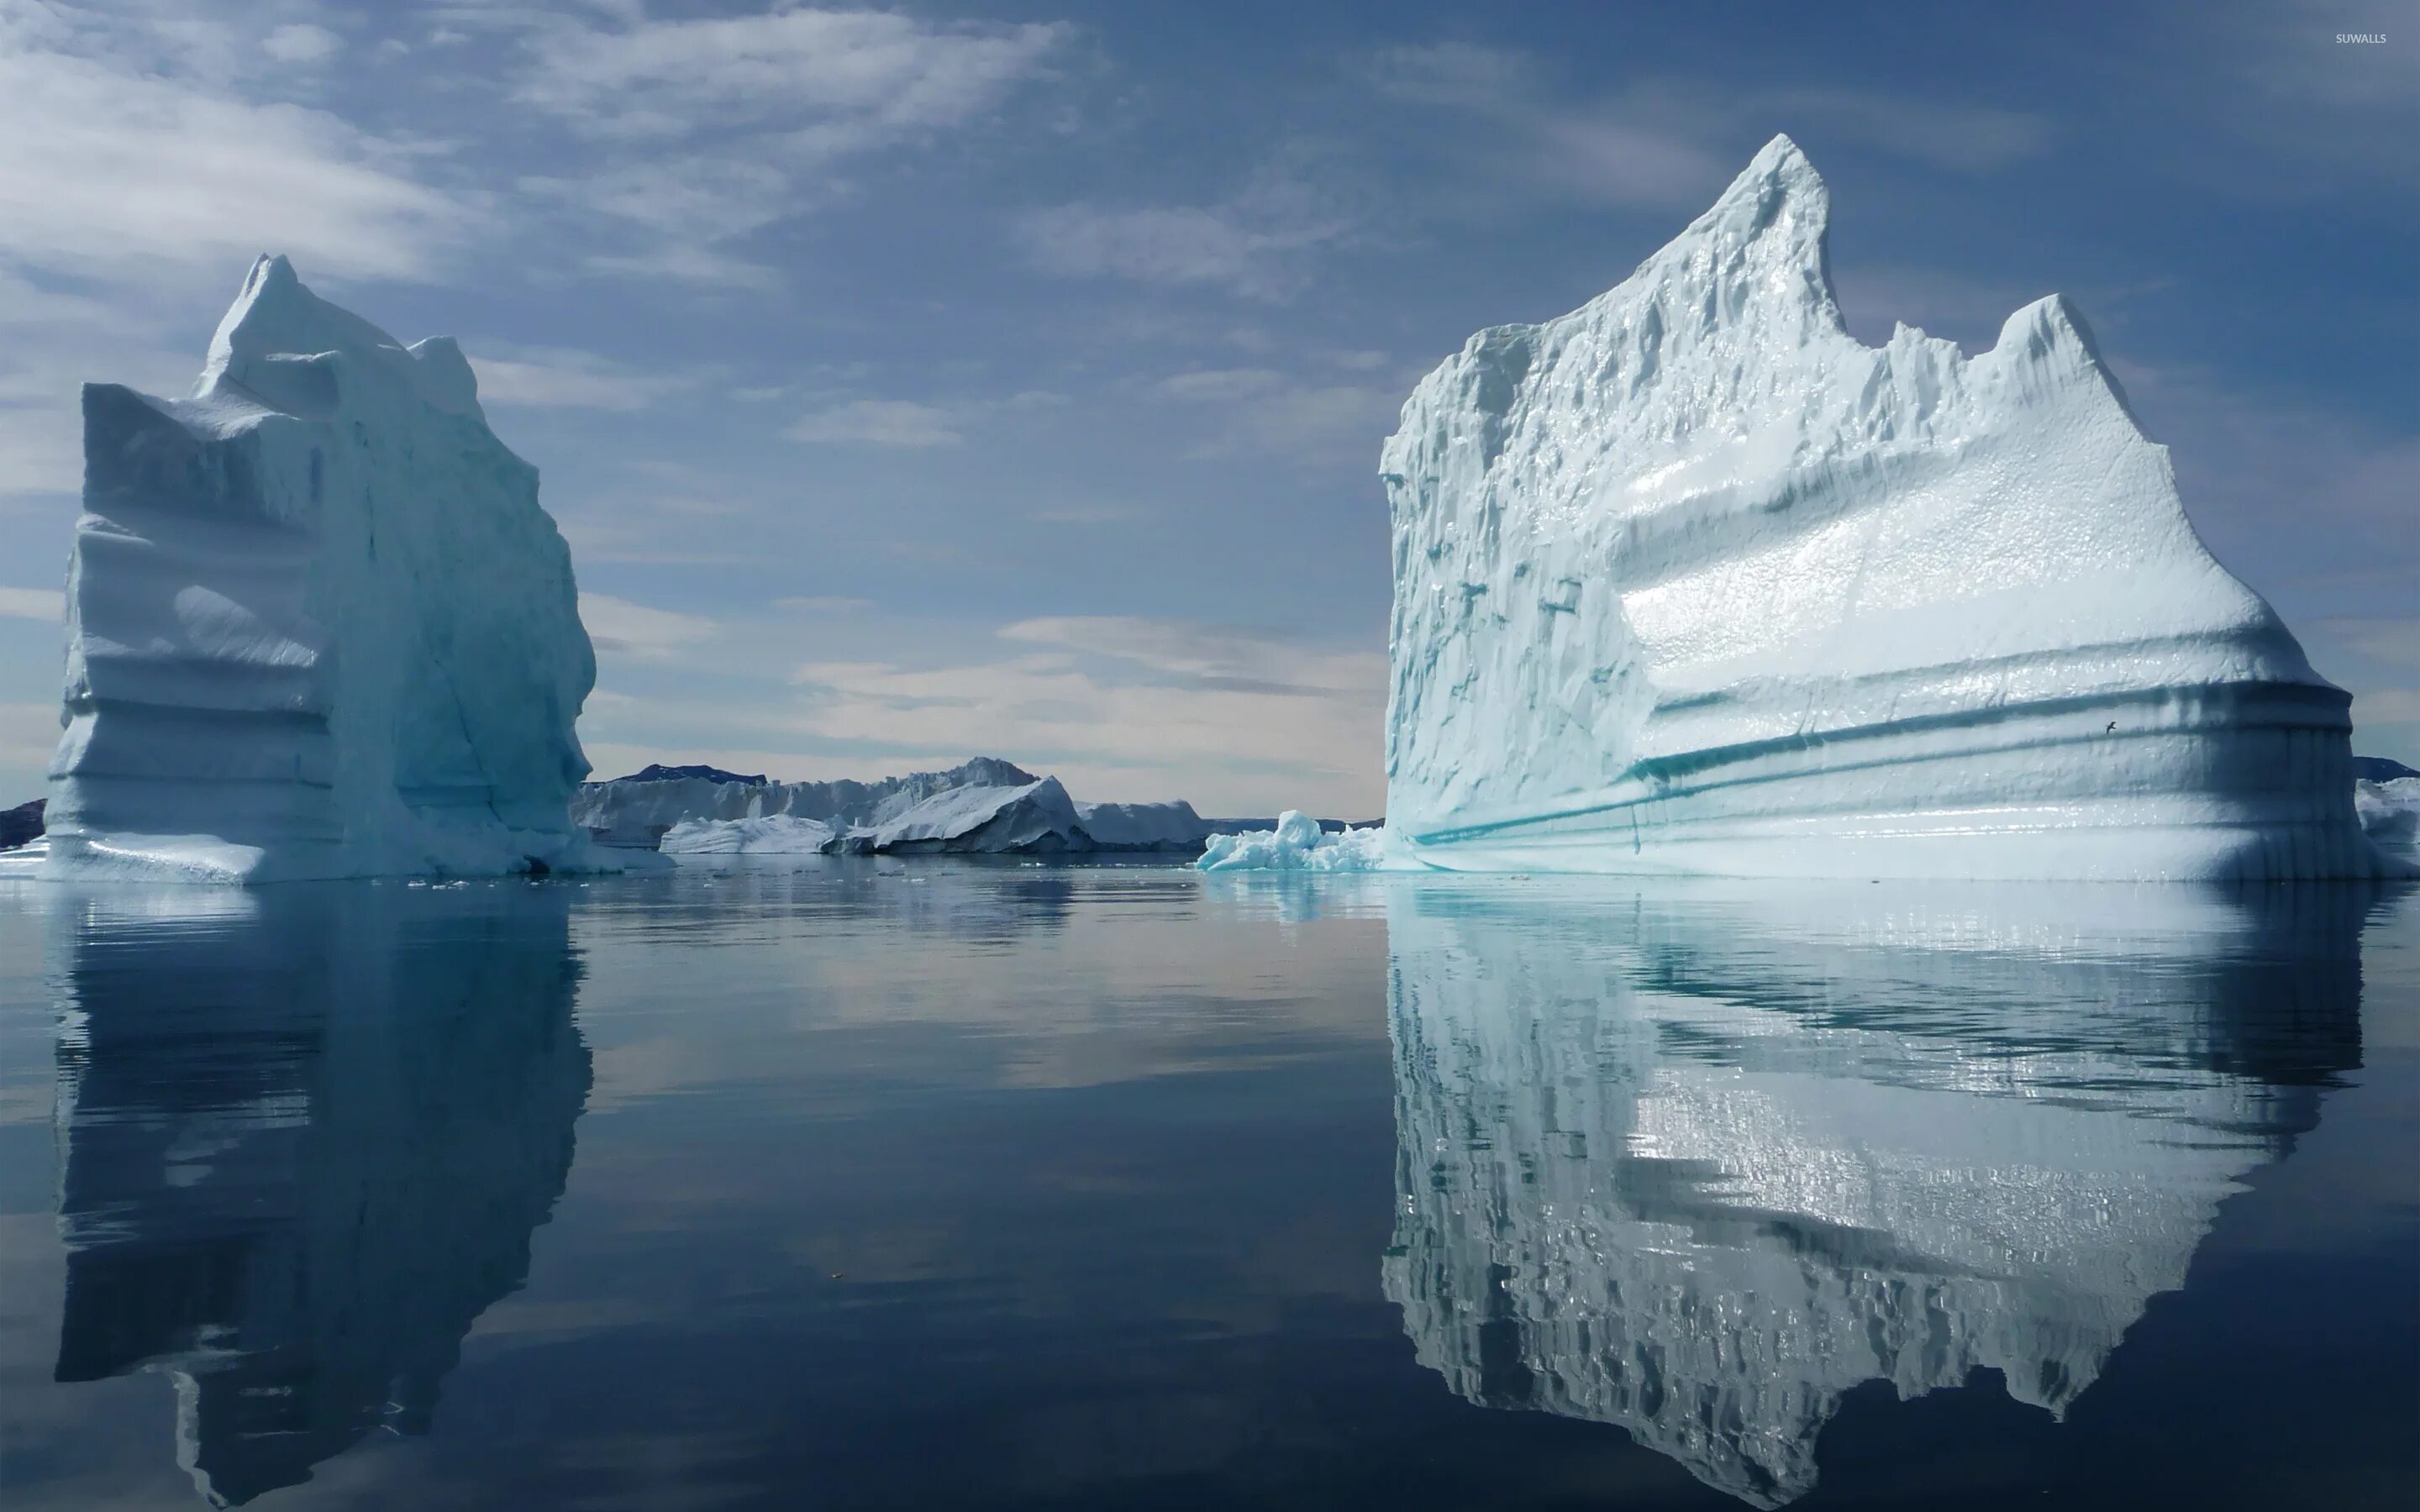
[998,617,1378,697]
[1365,46,2054,216]
[580,592,720,661]
[788,618,1386,815]
[776,596,873,613]
[471,346,689,411]
[516,8,1069,140]
[786,399,962,449]
[0,587,65,622]
[2314,617,2420,669]
[0,24,464,284]
[1156,368,1286,402]
[1015,177,1352,298]
[508,8,1067,286]
[2354,689,2420,727]
[261,23,340,66]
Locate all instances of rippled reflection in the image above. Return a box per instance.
[45,884,590,1506]
[1381,880,2375,1508]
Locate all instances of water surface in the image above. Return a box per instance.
[0,863,2412,1509]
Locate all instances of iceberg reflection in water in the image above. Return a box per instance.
[1380,879,2371,1507]
[44,884,591,1507]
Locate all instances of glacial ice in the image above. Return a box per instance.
[1197,811,1388,872]
[660,814,836,854]
[1381,134,2395,880]
[576,758,1211,854]
[572,757,1041,848]
[42,256,600,882]
[1072,800,1212,852]
[2357,777,2419,866]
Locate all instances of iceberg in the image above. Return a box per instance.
[41,257,600,882]
[854,774,1091,853]
[577,757,1212,855]
[660,813,836,854]
[571,756,1041,848]
[2356,777,2419,866]
[1197,811,1387,872]
[1382,135,2394,880]
[1073,799,1211,852]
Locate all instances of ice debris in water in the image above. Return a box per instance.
[1380,134,2399,881]
[1197,812,1387,873]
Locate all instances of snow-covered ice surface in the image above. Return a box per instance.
[858,775,1092,853]
[573,757,1039,848]
[660,814,836,855]
[2357,777,2420,866]
[41,257,601,883]
[1197,811,1388,872]
[576,758,1211,854]
[1382,135,2394,880]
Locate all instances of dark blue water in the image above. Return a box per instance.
[0,863,2412,1509]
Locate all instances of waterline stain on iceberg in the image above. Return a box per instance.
[45,256,600,881]
[1381,135,2392,880]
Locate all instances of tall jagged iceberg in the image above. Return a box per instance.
[1382,135,2389,880]
[44,256,598,881]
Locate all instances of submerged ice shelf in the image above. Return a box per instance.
[39,257,601,882]
[1380,135,2393,881]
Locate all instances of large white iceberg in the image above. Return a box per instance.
[41,256,600,882]
[1382,135,2393,881]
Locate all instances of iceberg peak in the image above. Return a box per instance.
[45,258,596,882]
[1380,139,2391,880]
[199,253,486,423]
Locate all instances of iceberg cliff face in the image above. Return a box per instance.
[45,257,597,881]
[1382,135,2387,879]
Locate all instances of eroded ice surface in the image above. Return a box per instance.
[659,814,836,854]
[572,757,1040,849]
[579,757,1210,854]
[43,257,598,882]
[2357,777,2420,867]
[1197,811,1388,872]
[1381,135,2389,880]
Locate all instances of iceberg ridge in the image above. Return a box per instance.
[42,257,601,882]
[1381,135,2395,880]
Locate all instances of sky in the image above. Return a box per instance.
[0,0,2412,816]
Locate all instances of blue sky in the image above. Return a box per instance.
[0,0,2411,813]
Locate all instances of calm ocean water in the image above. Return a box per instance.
[0,862,2412,1509]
